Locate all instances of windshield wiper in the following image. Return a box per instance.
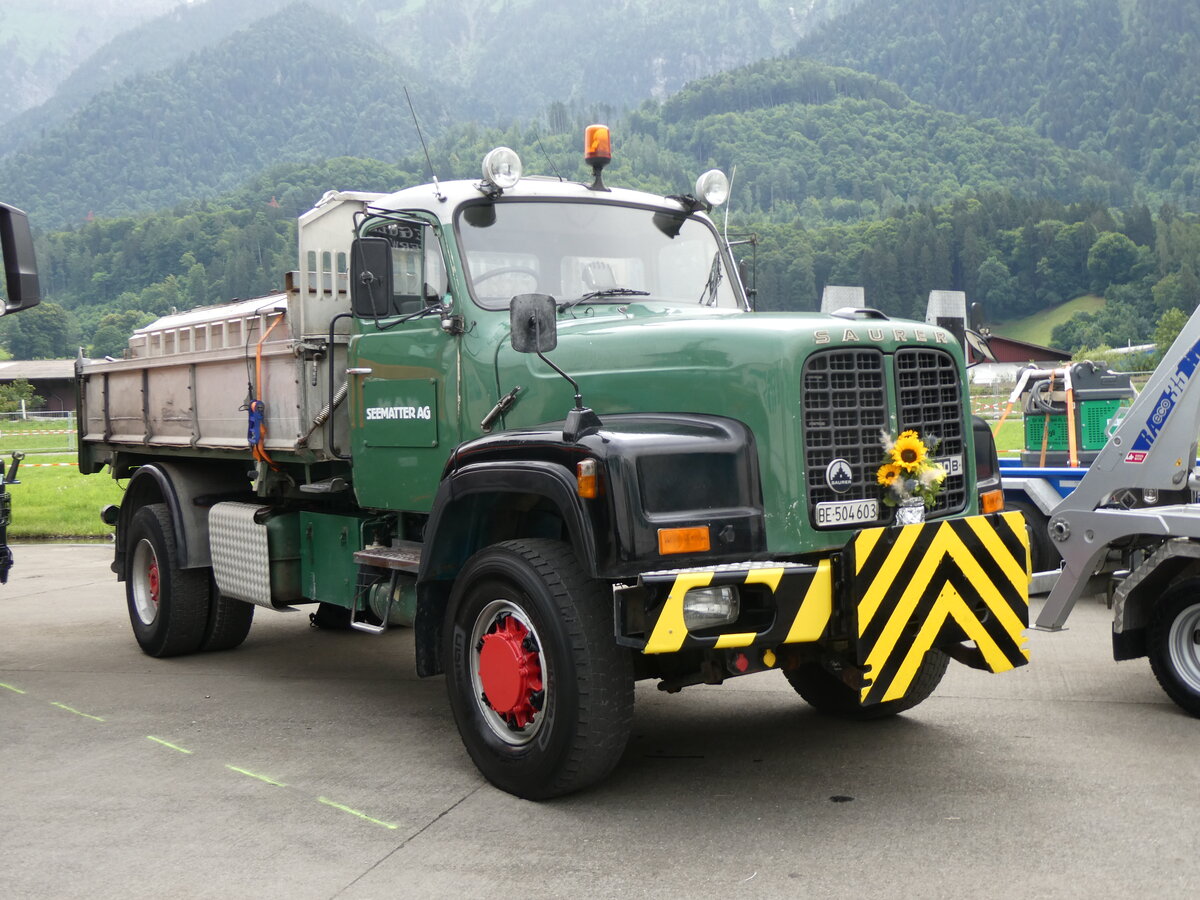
[558,288,650,311]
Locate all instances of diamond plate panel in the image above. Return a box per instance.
[210,502,273,606]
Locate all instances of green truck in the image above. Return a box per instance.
[76,132,1030,798]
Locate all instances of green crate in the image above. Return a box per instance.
[1024,399,1122,452]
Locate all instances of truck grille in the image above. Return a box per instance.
[802,349,889,525]
[895,348,967,515]
[801,346,968,527]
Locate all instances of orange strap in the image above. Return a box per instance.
[252,314,285,469]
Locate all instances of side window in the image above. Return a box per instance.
[370,221,446,316]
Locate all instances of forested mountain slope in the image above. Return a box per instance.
[795,0,1200,201]
[0,4,447,229]
[3,0,863,156]
[2,0,294,152]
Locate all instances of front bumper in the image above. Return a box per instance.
[615,511,1030,704]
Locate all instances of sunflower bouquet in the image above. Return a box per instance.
[877,429,947,509]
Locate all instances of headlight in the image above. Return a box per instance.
[682,585,740,630]
[695,169,730,207]
[482,147,522,191]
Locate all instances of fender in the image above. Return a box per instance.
[115,461,251,576]
[420,459,601,582]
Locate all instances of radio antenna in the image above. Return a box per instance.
[533,127,565,182]
[405,86,444,202]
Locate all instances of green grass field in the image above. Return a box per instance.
[991,294,1106,346]
[4,453,122,539]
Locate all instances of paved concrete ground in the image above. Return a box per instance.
[2,543,1198,899]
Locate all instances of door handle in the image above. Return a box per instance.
[346,367,373,375]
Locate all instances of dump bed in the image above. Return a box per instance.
[77,191,384,469]
[77,293,347,462]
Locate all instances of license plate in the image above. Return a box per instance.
[937,454,963,478]
[816,498,879,527]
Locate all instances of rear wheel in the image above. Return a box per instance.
[125,504,209,658]
[444,539,634,799]
[783,649,949,720]
[1148,579,1200,717]
[201,579,254,652]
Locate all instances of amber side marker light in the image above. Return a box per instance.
[981,490,1005,514]
[576,459,598,499]
[658,526,711,555]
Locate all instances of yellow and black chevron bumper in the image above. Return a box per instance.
[613,511,1030,704]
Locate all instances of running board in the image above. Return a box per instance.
[349,542,421,634]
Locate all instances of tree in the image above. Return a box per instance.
[0,379,43,414]
[88,310,155,359]
[1087,231,1140,291]
[0,302,81,359]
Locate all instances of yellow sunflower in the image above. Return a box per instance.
[891,430,927,473]
[876,462,902,486]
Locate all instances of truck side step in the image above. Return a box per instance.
[353,541,422,573]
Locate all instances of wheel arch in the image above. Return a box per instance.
[1113,544,1200,661]
[412,461,600,678]
[116,461,251,578]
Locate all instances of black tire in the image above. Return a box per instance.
[201,578,254,652]
[1006,499,1059,573]
[443,539,634,800]
[125,504,209,658]
[1148,579,1200,717]
[783,649,950,720]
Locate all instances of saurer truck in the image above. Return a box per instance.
[72,131,1030,798]
[0,202,43,582]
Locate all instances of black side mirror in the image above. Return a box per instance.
[0,202,41,315]
[510,293,558,353]
[350,236,394,318]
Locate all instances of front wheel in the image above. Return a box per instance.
[783,649,949,720]
[443,539,634,800]
[1148,579,1200,716]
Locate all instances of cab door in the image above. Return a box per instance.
[348,220,459,512]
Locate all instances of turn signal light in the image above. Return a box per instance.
[576,459,598,499]
[980,489,1005,514]
[658,526,711,555]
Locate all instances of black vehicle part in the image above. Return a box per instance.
[125,504,210,657]
[1005,498,1059,573]
[202,577,255,652]
[1147,578,1200,717]
[783,649,949,720]
[443,539,634,799]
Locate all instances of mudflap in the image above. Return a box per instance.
[847,510,1030,705]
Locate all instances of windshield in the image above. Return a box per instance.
[456,199,743,310]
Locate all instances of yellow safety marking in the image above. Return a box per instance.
[743,567,785,592]
[713,632,757,649]
[317,797,398,830]
[856,523,924,630]
[226,765,286,787]
[147,736,193,754]
[952,525,1030,644]
[862,524,1029,698]
[968,513,1031,586]
[784,559,833,643]
[50,702,105,722]
[0,682,26,694]
[762,649,777,668]
[854,527,885,575]
[644,571,714,653]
